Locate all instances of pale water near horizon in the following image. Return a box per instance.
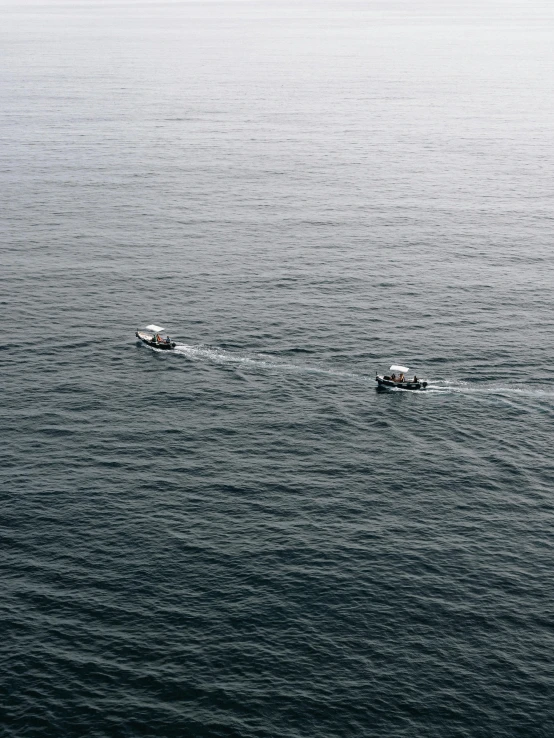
[2,1,554,736]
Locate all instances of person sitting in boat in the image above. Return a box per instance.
[413,375,418,383]
[399,373,405,382]
[165,336,171,344]
[391,373,396,382]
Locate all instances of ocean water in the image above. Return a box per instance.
[2,1,554,736]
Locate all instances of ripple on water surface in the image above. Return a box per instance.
[2,0,554,736]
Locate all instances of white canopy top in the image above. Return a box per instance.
[145,324,164,333]
[390,365,409,373]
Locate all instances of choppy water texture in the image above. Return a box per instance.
[2,1,554,736]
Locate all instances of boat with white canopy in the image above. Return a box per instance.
[376,365,427,390]
[135,325,176,350]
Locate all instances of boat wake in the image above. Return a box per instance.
[426,380,554,401]
[172,343,367,382]
[143,342,554,404]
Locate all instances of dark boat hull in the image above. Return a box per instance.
[376,376,427,390]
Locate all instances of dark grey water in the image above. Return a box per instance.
[2,1,554,736]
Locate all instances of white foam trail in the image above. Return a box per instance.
[147,343,554,403]
[426,382,554,400]
[173,343,367,381]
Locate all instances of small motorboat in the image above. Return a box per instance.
[136,324,176,350]
[376,364,427,390]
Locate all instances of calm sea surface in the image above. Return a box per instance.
[2,1,554,736]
